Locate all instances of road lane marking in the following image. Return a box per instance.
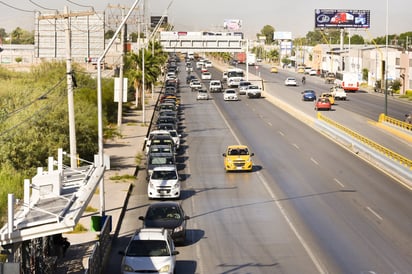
[257,172,327,273]
[366,206,383,221]
[310,157,319,165]
[292,143,300,149]
[333,178,345,188]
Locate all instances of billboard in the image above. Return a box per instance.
[273,31,292,40]
[315,9,370,29]
[223,19,242,31]
[151,16,168,28]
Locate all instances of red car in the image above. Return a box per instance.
[315,97,332,111]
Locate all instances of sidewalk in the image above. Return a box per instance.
[55,103,154,274]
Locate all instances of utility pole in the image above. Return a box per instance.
[117,7,125,132]
[64,6,77,168]
[38,7,94,168]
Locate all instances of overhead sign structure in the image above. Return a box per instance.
[315,9,370,29]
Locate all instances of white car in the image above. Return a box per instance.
[196,89,209,100]
[148,166,180,199]
[145,130,173,155]
[238,81,252,95]
[209,80,222,93]
[120,228,179,274]
[246,85,262,98]
[284,77,297,86]
[223,89,239,101]
[189,79,202,91]
[201,71,212,80]
[330,86,347,100]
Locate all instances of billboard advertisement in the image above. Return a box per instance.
[273,31,292,40]
[315,9,370,29]
[223,19,242,31]
[151,16,168,28]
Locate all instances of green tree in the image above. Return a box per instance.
[258,25,275,44]
[347,34,365,44]
[10,27,34,44]
[0,28,7,39]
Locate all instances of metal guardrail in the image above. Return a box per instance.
[318,113,412,169]
[378,113,412,131]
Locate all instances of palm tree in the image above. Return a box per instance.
[124,41,167,109]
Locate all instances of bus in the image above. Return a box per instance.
[227,68,245,88]
[334,71,359,92]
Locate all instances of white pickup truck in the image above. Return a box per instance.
[330,86,347,100]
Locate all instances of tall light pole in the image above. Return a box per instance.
[384,0,389,115]
[97,0,142,216]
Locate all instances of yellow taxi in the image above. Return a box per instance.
[222,145,254,172]
[297,66,305,73]
[320,92,335,105]
[270,66,278,73]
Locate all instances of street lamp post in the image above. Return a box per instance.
[384,0,389,115]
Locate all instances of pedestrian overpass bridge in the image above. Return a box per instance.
[159,31,245,53]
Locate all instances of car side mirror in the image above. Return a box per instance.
[138,216,144,221]
[222,153,227,157]
[250,153,255,156]
[172,251,180,256]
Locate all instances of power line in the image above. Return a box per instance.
[66,0,94,10]
[0,1,35,13]
[1,76,65,121]
[29,0,58,12]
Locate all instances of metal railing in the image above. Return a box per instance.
[318,113,412,169]
[378,113,412,131]
[86,215,112,274]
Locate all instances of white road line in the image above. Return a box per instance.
[214,96,326,273]
[292,143,300,149]
[279,131,285,136]
[366,206,383,221]
[310,157,319,165]
[257,172,327,273]
[333,178,345,188]
[267,121,273,127]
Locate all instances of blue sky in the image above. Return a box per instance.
[0,0,409,39]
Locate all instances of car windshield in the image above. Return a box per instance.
[228,148,248,155]
[226,90,235,94]
[149,156,174,165]
[146,206,182,221]
[126,240,170,257]
[152,170,177,180]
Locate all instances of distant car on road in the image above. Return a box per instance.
[315,97,332,111]
[246,85,262,98]
[223,89,239,101]
[196,89,209,100]
[320,92,335,105]
[139,202,190,245]
[302,90,317,101]
[238,80,252,95]
[222,145,254,172]
[284,77,297,86]
[270,66,278,73]
[209,80,222,93]
[201,71,212,80]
